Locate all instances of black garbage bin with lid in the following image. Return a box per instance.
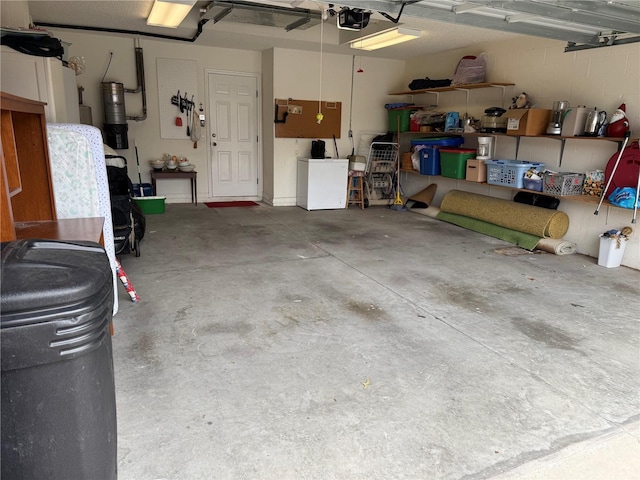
[1,239,117,480]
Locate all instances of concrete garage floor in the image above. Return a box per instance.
[114,203,639,480]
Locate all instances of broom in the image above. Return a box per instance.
[390,116,407,211]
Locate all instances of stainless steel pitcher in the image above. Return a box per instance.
[584,108,607,136]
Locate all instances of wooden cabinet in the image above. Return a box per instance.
[1,92,56,242]
[1,91,102,244]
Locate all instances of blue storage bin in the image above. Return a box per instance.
[410,136,464,149]
[419,147,441,175]
[412,137,464,176]
[132,183,154,197]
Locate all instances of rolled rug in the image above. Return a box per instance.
[436,211,542,250]
[535,238,577,255]
[440,190,569,238]
[409,205,440,219]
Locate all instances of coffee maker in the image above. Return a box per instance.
[546,100,570,135]
[476,136,494,161]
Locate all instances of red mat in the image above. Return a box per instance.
[204,201,259,208]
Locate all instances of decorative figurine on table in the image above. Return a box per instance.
[607,103,630,137]
[510,92,532,109]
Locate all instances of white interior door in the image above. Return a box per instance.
[208,72,259,198]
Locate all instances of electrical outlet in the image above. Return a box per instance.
[288,105,303,115]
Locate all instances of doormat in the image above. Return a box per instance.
[204,201,259,208]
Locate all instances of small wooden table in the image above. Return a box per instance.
[150,170,197,205]
[14,218,105,245]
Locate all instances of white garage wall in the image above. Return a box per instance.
[268,48,405,205]
[44,29,262,203]
[402,38,639,269]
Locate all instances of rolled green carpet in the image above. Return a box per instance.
[440,190,569,238]
[436,211,542,250]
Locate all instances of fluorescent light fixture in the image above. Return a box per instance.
[350,27,421,51]
[147,0,196,28]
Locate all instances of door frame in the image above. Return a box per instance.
[204,69,262,201]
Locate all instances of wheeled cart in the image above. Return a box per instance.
[364,142,399,207]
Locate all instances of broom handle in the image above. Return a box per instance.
[397,117,401,197]
[633,169,640,223]
[595,132,630,215]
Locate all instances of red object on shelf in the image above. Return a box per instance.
[604,140,640,197]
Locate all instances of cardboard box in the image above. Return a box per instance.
[503,109,551,136]
[466,159,486,182]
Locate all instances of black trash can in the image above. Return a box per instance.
[1,239,117,480]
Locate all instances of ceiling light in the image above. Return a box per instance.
[147,0,196,28]
[350,27,421,51]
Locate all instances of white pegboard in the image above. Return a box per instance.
[157,58,198,139]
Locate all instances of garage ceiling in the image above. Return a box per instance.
[27,0,640,58]
[340,0,640,50]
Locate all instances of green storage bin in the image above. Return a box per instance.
[133,196,166,214]
[440,148,477,179]
[387,108,414,132]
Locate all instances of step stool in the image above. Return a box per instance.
[347,170,365,209]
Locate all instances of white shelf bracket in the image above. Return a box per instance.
[489,84,514,107]
[454,88,471,114]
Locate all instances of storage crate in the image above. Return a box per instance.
[133,196,166,214]
[486,160,545,189]
[410,137,464,149]
[412,137,464,176]
[387,108,415,132]
[543,172,585,196]
[419,147,441,175]
[440,148,477,179]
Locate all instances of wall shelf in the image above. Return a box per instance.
[389,82,516,96]
[390,82,516,110]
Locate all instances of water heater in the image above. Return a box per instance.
[101,81,128,149]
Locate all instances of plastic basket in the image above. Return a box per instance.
[486,160,545,189]
[543,172,585,196]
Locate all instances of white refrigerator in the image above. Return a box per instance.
[296,158,349,210]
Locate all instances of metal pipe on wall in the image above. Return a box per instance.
[125,38,147,122]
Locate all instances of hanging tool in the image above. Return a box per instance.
[191,104,201,148]
[179,92,188,113]
[186,100,191,136]
[595,131,631,215]
[171,90,180,107]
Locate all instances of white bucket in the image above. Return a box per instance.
[597,235,627,268]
